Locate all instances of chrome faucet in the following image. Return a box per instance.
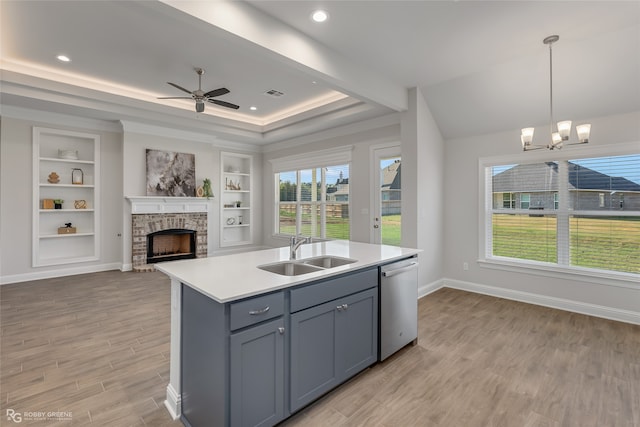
[290,235,311,260]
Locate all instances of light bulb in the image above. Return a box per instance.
[521,127,534,145]
[557,120,572,141]
[576,124,591,143]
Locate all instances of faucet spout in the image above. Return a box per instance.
[290,235,311,260]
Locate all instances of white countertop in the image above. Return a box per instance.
[155,240,420,303]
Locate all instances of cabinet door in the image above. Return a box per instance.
[289,300,339,412]
[230,318,285,427]
[336,288,378,381]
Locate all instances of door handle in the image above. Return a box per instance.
[382,262,418,277]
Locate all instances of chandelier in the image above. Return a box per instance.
[521,35,591,151]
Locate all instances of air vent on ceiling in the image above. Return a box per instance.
[263,89,285,98]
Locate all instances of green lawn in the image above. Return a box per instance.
[278,212,402,245]
[493,214,640,273]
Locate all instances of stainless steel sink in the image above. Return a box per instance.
[258,256,358,276]
[257,261,323,276]
[300,256,357,269]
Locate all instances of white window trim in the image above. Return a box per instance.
[478,141,640,288]
[269,145,353,172]
[272,147,351,240]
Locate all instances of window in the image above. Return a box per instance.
[483,152,640,275]
[276,164,350,240]
[502,192,515,209]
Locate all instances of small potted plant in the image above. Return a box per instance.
[235,200,242,208]
[53,199,64,209]
[202,178,213,199]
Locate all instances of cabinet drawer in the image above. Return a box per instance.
[230,291,284,331]
[290,268,377,313]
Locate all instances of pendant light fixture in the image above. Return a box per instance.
[521,35,591,151]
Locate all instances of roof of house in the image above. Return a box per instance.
[382,161,401,190]
[493,162,640,193]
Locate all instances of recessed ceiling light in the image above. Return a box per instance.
[56,55,71,62]
[311,10,329,23]
[249,106,257,111]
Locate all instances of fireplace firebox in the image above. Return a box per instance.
[146,229,196,264]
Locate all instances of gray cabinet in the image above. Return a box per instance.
[181,286,285,427]
[181,266,378,426]
[230,318,285,427]
[289,271,378,413]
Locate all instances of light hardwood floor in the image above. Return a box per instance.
[2,271,638,426]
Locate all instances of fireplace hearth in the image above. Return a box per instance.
[146,229,196,264]
[131,210,207,272]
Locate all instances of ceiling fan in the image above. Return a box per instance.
[158,68,239,113]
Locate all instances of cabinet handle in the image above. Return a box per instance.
[278,327,285,335]
[249,306,270,315]
[342,303,348,310]
[336,305,343,311]
[336,303,348,311]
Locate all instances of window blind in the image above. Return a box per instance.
[487,154,640,275]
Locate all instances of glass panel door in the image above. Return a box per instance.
[372,145,401,246]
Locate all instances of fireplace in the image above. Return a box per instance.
[128,199,208,272]
[147,229,196,264]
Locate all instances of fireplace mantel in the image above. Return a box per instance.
[126,196,210,214]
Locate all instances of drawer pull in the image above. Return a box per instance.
[249,306,270,315]
[278,327,285,335]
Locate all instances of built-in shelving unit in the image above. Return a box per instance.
[220,152,252,247]
[32,127,100,266]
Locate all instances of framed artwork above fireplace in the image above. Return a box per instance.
[146,149,196,197]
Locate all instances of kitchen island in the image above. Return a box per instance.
[156,240,420,427]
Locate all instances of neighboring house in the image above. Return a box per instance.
[327,174,349,202]
[493,161,640,211]
[381,160,401,215]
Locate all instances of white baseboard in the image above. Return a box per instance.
[418,278,444,299]
[0,263,122,285]
[165,384,181,420]
[443,278,640,325]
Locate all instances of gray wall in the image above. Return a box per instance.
[443,110,640,314]
[1,112,123,282]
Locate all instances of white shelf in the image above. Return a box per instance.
[40,157,95,165]
[40,232,95,239]
[220,152,253,248]
[39,183,95,188]
[33,127,100,267]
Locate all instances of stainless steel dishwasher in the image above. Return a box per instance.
[379,257,419,361]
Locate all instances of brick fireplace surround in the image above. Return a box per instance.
[127,197,209,272]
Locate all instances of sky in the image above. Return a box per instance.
[279,164,349,185]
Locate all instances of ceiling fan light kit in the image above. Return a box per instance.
[158,68,240,113]
[521,35,591,151]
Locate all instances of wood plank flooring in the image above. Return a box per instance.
[2,271,638,426]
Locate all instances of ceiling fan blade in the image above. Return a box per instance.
[158,96,193,99]
[167,82,193,94]
[209,99,240,110]
[204,87,230,98]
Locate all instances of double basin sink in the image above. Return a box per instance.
[258,256,357,276]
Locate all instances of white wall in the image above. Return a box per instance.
[443,111,640,320]
[0,112,123,283]
[401,88,445,289]
[120,123,263,269]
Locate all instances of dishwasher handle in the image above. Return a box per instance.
[382,261,418,277]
